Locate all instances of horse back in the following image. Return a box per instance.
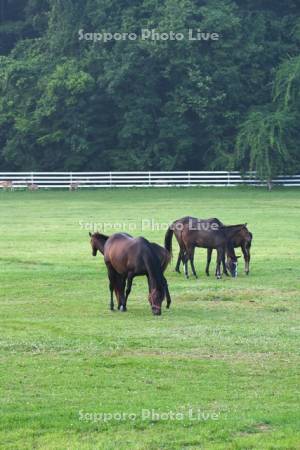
[104,234,150,275]
[231,227,253,248]
[180,218,224,248]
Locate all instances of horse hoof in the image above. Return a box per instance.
[120,306,127,312]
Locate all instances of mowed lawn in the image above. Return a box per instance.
[0,187,300,450]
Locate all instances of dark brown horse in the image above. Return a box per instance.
[165,217,246,279]
[229,227,252,275]
[90,233,171,271]
[89,232,171,315]
[89,233,171,304]
[174,217,252,276]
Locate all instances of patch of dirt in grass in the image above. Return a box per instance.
[0,257,53,266]
[239,422,272,436]
[256,423,272,432]
[108,349,281,365]
[183,288,298,308]
[270,307,289,313]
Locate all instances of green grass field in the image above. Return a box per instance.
[1,187,300,450]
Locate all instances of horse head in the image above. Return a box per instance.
[226,254,241,278]
[148,287,164,316]
[89,232,98,256]
[89,232,109,256]
[226,239,242,278]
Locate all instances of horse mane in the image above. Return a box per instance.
[209,217,223,225]
[93,232,107,238]
[220,223,247,230]
[92,232,109,253]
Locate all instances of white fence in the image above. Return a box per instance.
[0,171,300,188]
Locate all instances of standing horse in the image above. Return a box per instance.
[173,217,252,276]
[90,232,171,307]
[89,232,171,315]
[165,217,245,279]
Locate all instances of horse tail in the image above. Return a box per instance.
[164,224,174,256]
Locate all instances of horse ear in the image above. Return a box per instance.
[244,223,248,227]
[89,232,92,237]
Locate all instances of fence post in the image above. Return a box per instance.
[31,172,34,185]
[149,172,151,186]
[227,172,230,186]
[109,172,112,187]
[188,171,191,186]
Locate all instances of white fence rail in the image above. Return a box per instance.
[0,171,300,188]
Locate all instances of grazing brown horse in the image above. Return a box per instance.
[89,232,171,315]
[90,232,171,306]
[165,217,246,279]
[229,227,252,275]
[174,217,252,276]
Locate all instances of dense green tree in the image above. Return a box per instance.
[235,54,300,187]
[0,0,299,179]
[236,108,294,189]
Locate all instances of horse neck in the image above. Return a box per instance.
[226,242,236,259]
[144,249,164,293]
[95,234,109,253]
[148,272,162,292]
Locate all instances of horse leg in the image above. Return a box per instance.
[222,255,229,276]
[206,248,212,276]
[183,251,189,279]
[109,281,114,311]
[164,277,171,309]
[242,244,250,275]
[107,265,117,311]
[246,247,251,275]
[111,273,124,311]
[216,248,223,279]
[189,247,198,279]
[125,273,134,301]
[124,273,134,311]
[119,276,127,312]
[175,251,182,273]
